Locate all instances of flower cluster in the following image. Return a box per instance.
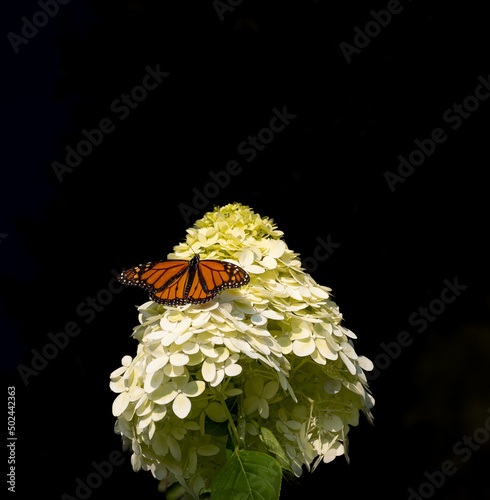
[110,203,374,498]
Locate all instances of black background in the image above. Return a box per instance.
[2,1,490,499]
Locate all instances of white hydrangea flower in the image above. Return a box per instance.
[111,202,374,498]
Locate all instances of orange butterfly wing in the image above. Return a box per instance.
[117,256,249,306]
[118,260,190,305]
[197,260,250,296]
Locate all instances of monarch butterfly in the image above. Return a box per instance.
[117,254,250,306]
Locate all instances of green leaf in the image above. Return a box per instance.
[205,416,230,437]
[259,427,293,473]
[210,450,282,500]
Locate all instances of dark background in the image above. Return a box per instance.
[2,1,489,499]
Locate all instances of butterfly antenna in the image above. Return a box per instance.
[186,241,198,256]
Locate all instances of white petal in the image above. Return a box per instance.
[341,327,357,339]
[148,421,156,440]
[215,347,230,363]
[173,318,192,336]
[146,355,169,374]
[244,264,265,274]
[224,362,242,376]
[292,338,316,357]
[129,387,146,401]
[229,338,252,354]
[268,240,286,258]
[187,351,205,366]
[136,400,151,417]
[239,248,255,267]
[322,448,338,464]
[251,314,267,326]
[160,316,176,331]
[210,369,225,387]
[183,380,206,398]
[285,285,303,301]
[151,404,167,421]
[138,413,153,430]
[144,370,164,393]
[172,393,191,419]
[340,341,358,360]
[321,322,333,335]
[131,453,142,472]
[181,341,200,355]
[201,359,216,382]
[146,329,166,340]
[121,355,132,366]
[357,355,374,371]
[339,351,356,375]
[110,378,126,393]
[310,286,329,299]
[112,391,130,416]
[342,380,366,397]
[260,309,284,320]
[290,322,311,340]
[315,338,338,360]
[161,330,180,346]
[261,255,277,269]
[310,349,326,365]
[170,352,190,366]
[164,364,185,377]
[151,384,177,405]
[110,365,127,379]
[192,312,211,328]
[200,344,219,358]
[277,336,292,354]
[234,302,257,314]
[174,330,195,346]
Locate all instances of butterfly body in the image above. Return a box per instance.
[118,254,250,306]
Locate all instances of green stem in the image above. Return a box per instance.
[212,387,242,450]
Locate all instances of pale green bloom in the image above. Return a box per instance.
[243,376,280,419]
[110,202,374,499]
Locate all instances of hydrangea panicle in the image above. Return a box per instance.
[111,203,374,498]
